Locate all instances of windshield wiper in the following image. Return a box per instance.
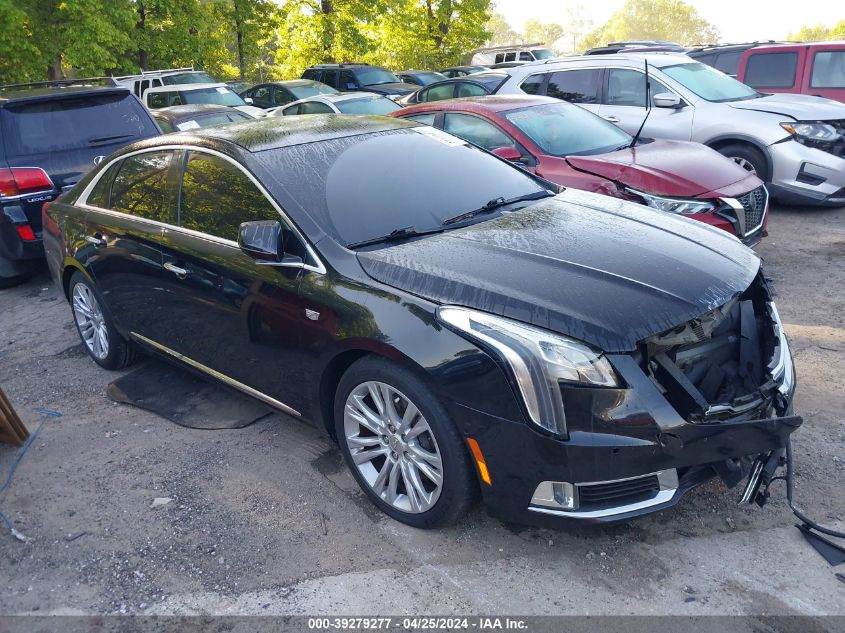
[87,134,134,147]
[442,191,553,227]
[347,225,443,249]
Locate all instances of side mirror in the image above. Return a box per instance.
[238,220,304,268]
[653,92,682,109]
[244,97,254,105]
[491,146,523,162]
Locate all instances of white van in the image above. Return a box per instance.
[112,67,217,100]
[468,44,556,66]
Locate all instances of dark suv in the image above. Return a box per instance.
[0,80,160,286]
[301,64,417,98]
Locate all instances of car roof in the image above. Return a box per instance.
[747,40,845,51]
[292,92,384,105]
[514,53,693,70]
[129,114,419,154]
[257,79,328,88]
[0,84,129,106]
[150,104,240,121]
[146,83,229,93]
[399,95,559,115]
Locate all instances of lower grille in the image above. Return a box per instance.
[736,185,767,235]
[577,474,660,509]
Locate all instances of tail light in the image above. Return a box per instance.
[15,224,37,241]
[0,167,55,198]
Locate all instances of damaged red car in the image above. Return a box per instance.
[393,95,769,246]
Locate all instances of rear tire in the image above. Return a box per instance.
[68,271,139,370]
[334,356,477,528]
[716,143,768,181]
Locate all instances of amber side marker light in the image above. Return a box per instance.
[466,437,491,485]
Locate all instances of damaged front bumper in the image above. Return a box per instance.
[454,273,801,526]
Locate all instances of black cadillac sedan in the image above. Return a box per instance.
[43,116,799,529]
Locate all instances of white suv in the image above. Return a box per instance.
[495,53,845,206]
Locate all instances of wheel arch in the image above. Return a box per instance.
[705,135,773,181]
[61,261,93,301]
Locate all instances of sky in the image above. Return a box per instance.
[492,0,841,43]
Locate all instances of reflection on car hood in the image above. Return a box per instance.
[566,140,758,197]
[357,189,760,352]
[728,93,845,120]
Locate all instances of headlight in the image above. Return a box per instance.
[628,188,715,215]
[780,121,839,143]
[437,306,619,436]
[768,302,795,397]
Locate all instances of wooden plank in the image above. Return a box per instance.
[0,386,28,446]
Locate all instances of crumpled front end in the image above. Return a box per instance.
[461,272,800,526]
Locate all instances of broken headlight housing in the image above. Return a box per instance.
[780,121,840,145]
[768,302,795,397]
[437,306,619,437]
[628,188,715,215]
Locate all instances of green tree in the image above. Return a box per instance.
[0,0,43,83]
[523,19,564,49]
[19,0,136,79]
[485,11,519,46]
[789,19,845,41]
[581,0,719,50]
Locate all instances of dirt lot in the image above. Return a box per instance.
[0,204,843,618]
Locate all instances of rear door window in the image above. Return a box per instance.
[404,113,436,125]
[419,83,456,102]
[714,51,743,76]
[299,101,334,114]
[520,74,546,95]
[109,150,177,223]
[744,52,798,88]
[0,93,158,158]
[546,69,601,103]
[442,113,517,152]
[179,152,280,241]
[456,82,488,97]
[323,70,339,89]
[250,86,272,107]
[339,70,357,90]
[811,50,845,88]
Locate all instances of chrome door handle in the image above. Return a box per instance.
[602,115,620,123]
[164,262,190,278]
[84,235,105,247]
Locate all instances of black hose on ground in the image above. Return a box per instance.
[785,437,845,540]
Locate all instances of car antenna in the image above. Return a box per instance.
[629,59,651,148]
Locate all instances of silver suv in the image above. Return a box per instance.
[494,53,845,206]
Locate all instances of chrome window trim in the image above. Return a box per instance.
[130,331,302,418]
[76,144,326,275]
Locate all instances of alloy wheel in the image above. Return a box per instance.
[343,380,443,514]
[730,156,758,175]
[72,283,109,360]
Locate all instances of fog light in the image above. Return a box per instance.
[530,481,577,510]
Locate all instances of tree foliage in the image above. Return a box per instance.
[581,0,719,50]
[789,19,845,42]
[0,0,492,84]
[482,6,593,54]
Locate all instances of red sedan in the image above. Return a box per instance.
[393,95,769,245]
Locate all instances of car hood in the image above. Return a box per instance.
[728,93,845,120]
[357,189,760,353]
[565,140,757,197]
[363,82,417,95]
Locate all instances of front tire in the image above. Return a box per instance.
[717,143,768,181]
[334,357,477,528]
[68,271,139,370]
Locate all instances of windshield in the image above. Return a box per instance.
[504,102,631,156]
[336,97,400,115]
[531,49,555,60]
[260,127,548,247]
[290,83,339,99]
[179,87,246,107]
[161,72,216,85]
[356,68,401,86]
[661,62,761,102]
[414,72,447,85]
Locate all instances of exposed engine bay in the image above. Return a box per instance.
[641,273,788,423]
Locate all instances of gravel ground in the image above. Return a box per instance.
[0,204,843,619]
